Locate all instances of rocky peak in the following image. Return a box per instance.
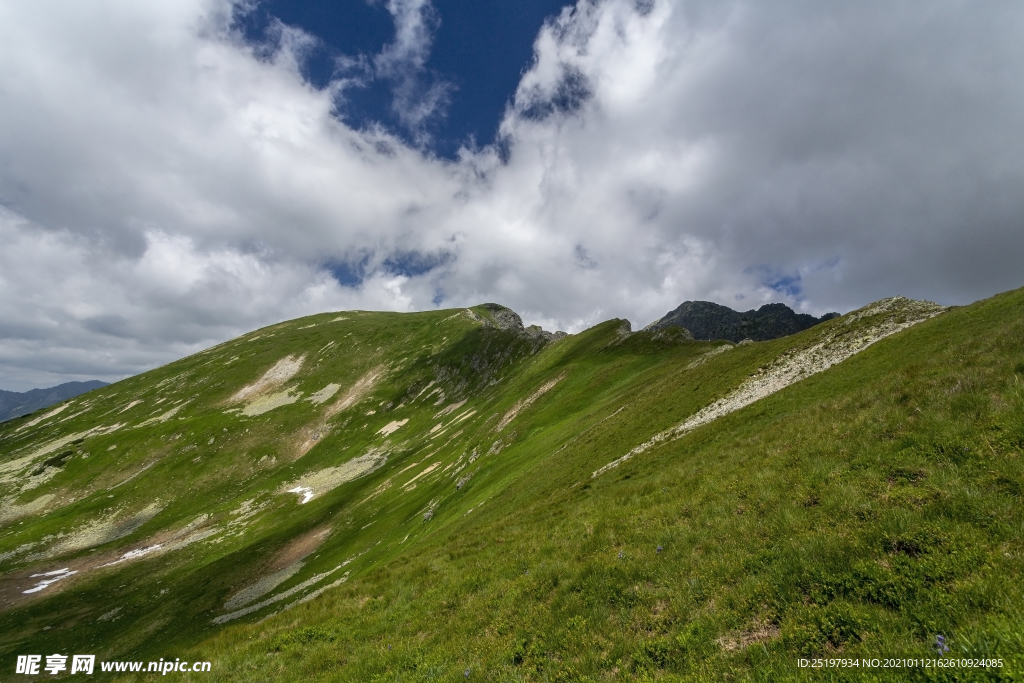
[466,304,568,341]
[647,300,840,343]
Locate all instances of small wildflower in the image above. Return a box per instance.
[656,545,663,553]
[935,634,949,657]
[464,669,470,678]
[618,551,624,559]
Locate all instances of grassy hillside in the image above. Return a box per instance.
[2,291,1023,681]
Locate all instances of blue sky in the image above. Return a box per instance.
[2,0,1024,390]
[235,0,571,156]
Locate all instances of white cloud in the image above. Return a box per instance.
[1,0,1024,389]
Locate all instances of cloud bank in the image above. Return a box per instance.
[1,0,1023,389]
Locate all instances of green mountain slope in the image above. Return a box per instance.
[2,291,1023,681]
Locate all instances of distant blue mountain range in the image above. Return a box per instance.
[0,381,109,423]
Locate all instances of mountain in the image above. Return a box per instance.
[0,381,109,424]
[2,292,1023,680]
[648,300,840,342]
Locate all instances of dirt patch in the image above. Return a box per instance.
[717,622,781,651]
[271,526,331,571]
[224,562,304,612]
[219,527,333,614]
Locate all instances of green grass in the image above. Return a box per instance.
[2,293,1024,681]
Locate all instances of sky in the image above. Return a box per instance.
[1,0,1024,391]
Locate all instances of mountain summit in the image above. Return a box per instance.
[647,300,839,342]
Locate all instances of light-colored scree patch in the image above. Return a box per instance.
[230,354,306,403]
[435,400,467,417]
[307,384,340,405]
[15,404,69,432]
[496,374,566,431]
[30,502,165,560]
[224,562,305,611]
[0,493,55,524]
[326,367,385,417]
[137,403,186,427]
[117,400,144,414]
[212,565,347,624]
[593,297,946,478]
[402,462,441,490]
[241,390,302,416]
[1,425,121,485]
[377,419,409,436]
[282,450,388,502]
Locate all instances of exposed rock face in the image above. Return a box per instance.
[647,301,839,342]
[471,304,568,341]
[480,303,526,332]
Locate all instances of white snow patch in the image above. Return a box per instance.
[23,568,77,594]
[287,487,314,504]
[97,544,163,568]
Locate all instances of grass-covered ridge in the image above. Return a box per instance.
[2,292,1023,680]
